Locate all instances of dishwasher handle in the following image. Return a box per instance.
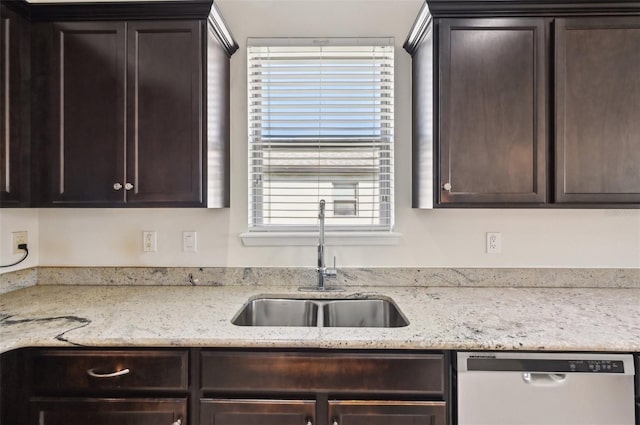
[522,372,567,385]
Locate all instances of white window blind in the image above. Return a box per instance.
[248,38,394,232]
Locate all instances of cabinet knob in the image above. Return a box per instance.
[305,419,312,425]
[113,183,123,190]
[124,183,134,191]
[171,419,181,425]
[442,182,452,191]
[332,421,338,425]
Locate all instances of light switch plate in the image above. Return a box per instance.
[183,231,197,253]
[143,231,157,252]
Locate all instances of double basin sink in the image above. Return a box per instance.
[232,297,409,328]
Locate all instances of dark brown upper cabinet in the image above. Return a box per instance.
[0,4,30,207]
[16,0,236,208]
[438,18,547,205]
[406,1,640,208]
[555,17,640,204]
[37,20,203,207]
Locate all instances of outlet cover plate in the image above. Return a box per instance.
[12,231,28,255]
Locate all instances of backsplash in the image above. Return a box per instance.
[1,267,638,294]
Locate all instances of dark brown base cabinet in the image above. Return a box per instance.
[30,399,186,425]
[407,3,640,208]
[200,350,448,425]
[328,400,446,425]
[0,348,450,425]
[201,399,446,425]
[23,349,189,425]
[200,400,316,425]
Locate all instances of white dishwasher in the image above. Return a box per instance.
[457,352,636,425]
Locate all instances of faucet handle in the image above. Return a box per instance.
[325,256,338,278]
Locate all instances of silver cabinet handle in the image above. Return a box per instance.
[113,183,123,190]
[171,419,182,425]
[332,421,338,425]
[124,182,134,191]
[87,367,130,378]
[442,182,452,191]
[305,420,312,425]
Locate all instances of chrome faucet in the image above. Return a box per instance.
[316,199,337,290]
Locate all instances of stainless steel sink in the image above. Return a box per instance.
[322,299,409,328]
[232,297,408,328]
[232,299,318,327]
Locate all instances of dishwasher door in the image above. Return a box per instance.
[457,352,636,425]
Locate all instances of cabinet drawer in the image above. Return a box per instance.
[200,399,316,425]
[31,349,188,394]
[30,398,186,425]
[201,351,445,396]
[329,400,447,425]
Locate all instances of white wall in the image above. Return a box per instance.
[2,0,639,270]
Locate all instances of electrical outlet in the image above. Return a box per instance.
[183,231,197,253]
[12,231,28,255]
[143,231,157,252]
[486,232,501,254]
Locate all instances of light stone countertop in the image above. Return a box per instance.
[1,284,639,353]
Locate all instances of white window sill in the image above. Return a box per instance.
[240,231,403,247]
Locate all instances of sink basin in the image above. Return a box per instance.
[232,299,318,326]
[323,299,409,328]
[232,297,408,328]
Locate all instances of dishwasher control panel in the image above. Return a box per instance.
[467,357,626,373]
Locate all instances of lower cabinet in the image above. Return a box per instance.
[200,399,446,425]
[200,350,449,425]
[26,349,189,425]
[30,399,186,425]
[200,399,316,425]
[1,348,449,425]
[328,400,446,425]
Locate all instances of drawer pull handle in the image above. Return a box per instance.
[86,368,130,378]
[305,419,312,425]
[171,419,182,425]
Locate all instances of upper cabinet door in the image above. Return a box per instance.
[126,21,203,206]
[0,6,29,207]
[438,18,547,205]
[49,21,127,205]
[555,17,640,204]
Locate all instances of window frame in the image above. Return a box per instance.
[247,37,395,233]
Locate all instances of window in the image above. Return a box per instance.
[248,38,394,232]
[333,182,358,216]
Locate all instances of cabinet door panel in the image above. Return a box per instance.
[126,21,203,205]
[200,399,315,425]
[439,18,547,205]
[329,400,446,425]
[0,6,29,207]
[555,17,640,203]
[50,22,126,205]
[31,399,186,425]
[201,351,445,396]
